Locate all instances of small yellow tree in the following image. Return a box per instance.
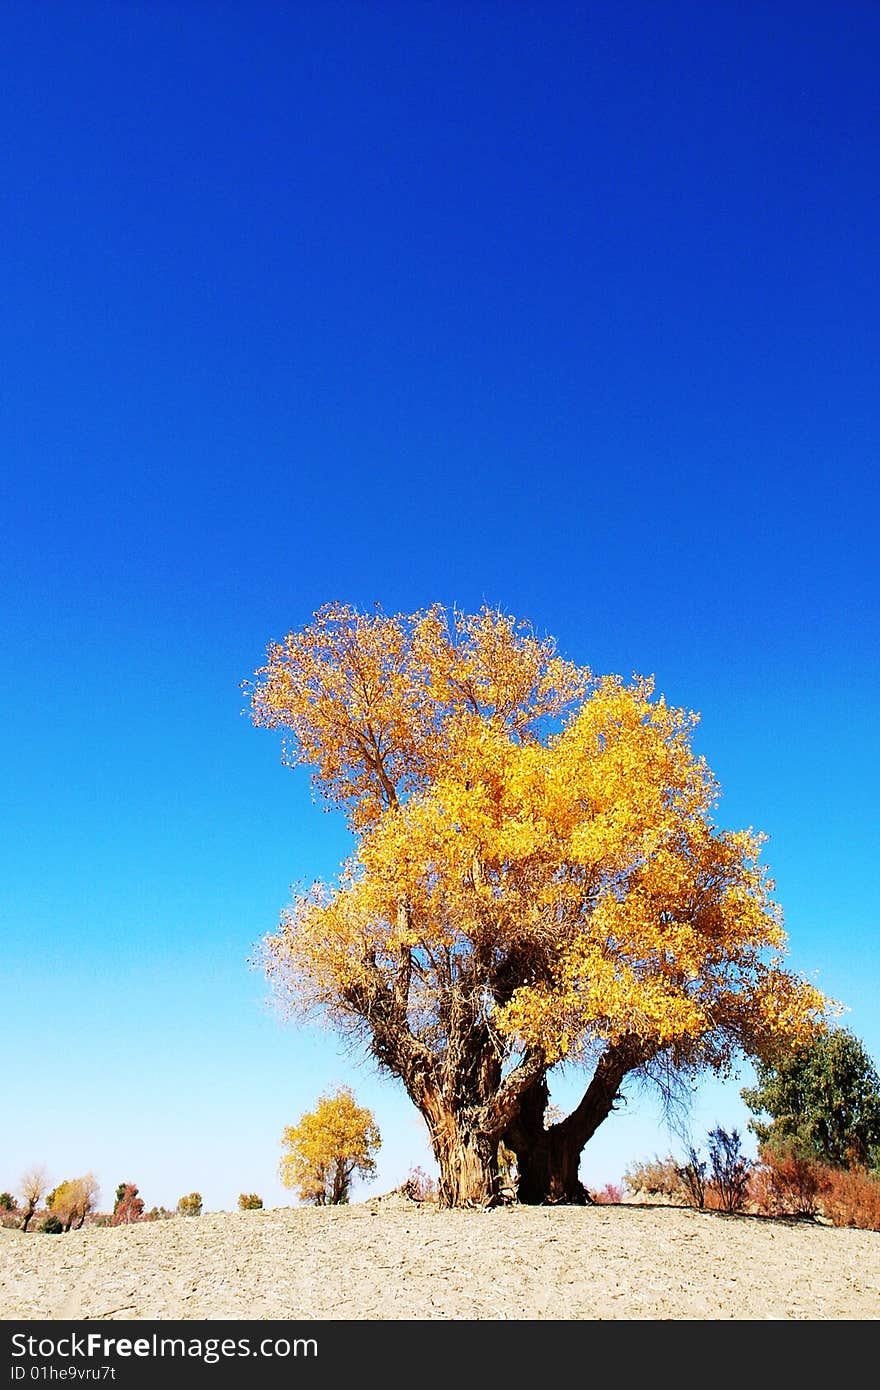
[280,1086,380,1205]
[49,1174,100,1231]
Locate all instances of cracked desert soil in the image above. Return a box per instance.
[3,1198,879,1321]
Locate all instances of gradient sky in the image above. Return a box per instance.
[2,1,878,1214]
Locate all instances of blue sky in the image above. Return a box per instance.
[2,1,878,1212]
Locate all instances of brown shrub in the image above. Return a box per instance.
[822,1167,880,1232]
[237,1193,263,1211]
[622,1155,687,1201]
[749,1148,829,1218]
[400,1166,437,1202]
[699,1184,751,1212]
[702,1185,726,1211]
[591,1183,623,1204]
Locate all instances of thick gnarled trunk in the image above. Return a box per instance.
[507,1039,649,1204]
[403,1037,545,1207]
[513,1124,590,1204]
[429,1111,502,1207]
[367,961,547,1207]
[356,955,649,1207]
[504,1073,589,1204]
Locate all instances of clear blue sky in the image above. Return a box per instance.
[2,1,878,1213]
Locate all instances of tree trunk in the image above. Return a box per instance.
[331,1159,353,1205]
[505,1074,590,1203]
[409,1036,548,1207]
[20,1202,35,1233]
[513,1123,591,1204]
[349,953,549,1206]
[429,1110,501,1207]
[507,1039,649,1203]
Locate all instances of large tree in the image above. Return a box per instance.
[247,602,832,1207]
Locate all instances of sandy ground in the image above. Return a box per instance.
[2,1195,879,1321]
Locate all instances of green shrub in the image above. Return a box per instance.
[237,1193,263,1211]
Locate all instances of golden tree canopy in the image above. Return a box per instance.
[250,603,831,1088]
[279,1085,381,1205]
